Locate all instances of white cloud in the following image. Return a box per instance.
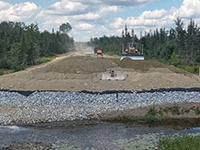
[1,0,200,41]
[0,1,40,22]
[111,8,176,30]
[76,23,94,30]
[177,0,200,18]
[111,18,124,29]
[110,0,200,38]
[140,9,168,19]
[49,0,88,15]
[98,6,121,14]
[0,1,10,10]
[71,0,157,6]
[73,12,101,21]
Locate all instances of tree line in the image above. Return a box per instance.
[89,18,200,66]
[0,21,74,71]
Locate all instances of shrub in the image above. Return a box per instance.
[158,135,200,150]
[170,104,181,115]
[195,107,200,115]
[145,106,163,127]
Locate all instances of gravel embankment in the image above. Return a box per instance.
[0,91,200,125]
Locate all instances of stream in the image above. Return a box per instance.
[1,122,200,150]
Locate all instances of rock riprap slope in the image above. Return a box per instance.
[0,91,200,125]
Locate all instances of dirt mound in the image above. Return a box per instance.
[119,58,190,75]
[0,49,199,91]
[36,56,119,74]
[119,58,166,72]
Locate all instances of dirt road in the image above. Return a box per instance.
[0,43,200,91]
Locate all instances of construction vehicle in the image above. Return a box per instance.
[94,47,103,58]
[121,24,144,60]
[121,43,144,60]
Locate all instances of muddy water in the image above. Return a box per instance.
[0,122,199,150]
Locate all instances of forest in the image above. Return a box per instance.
[89,18,200,73]
[0,21,74,73]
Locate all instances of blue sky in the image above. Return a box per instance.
[116,0,183,18]
[3,0,56,7]
[0,0,200,41]
[3,0,183,14]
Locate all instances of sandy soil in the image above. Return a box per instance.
[0,43,200,91]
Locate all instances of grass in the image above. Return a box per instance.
[114,133,200,150]
[162,104,181,115]
[105,106,163,127]
[106,104,187,125]
[0,69,15,76]
[0,55,56,76]
[105,103,200,127]
[178,64,200,74]
[36,56,56,65]
[104,51,120,56]
[154,53,200,74]
[158,135,200,150]
[195,107,200,115]
[145,106,163,127]
[170,104,181,115]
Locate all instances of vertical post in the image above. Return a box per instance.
[142,44,144,54]
[122,44,124,54]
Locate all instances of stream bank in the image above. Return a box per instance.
[1,121,200,150]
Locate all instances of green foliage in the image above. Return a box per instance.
[90,18,200,70]
[168,53,181,66]
[195,107,200,115]
[178,65,200,74]
[0,69,14,75]
[145,106,157,124]
[162,104,181,115]
[0,21,74,72]
[59,23,72,34]
[0,70,3,76]
[145,106,163,127]
[159,135,200,150]
[170,104,181,115]
[36,56,56,65]
[106,106,163,127]
[104,51,119,56]
[8,42,27,71]
[183,108,190,114]
[89,36,123,55]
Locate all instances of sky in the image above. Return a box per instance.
[0,0,200,41]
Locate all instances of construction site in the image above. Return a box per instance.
[1,43,200,150]
[0,42,200,92]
